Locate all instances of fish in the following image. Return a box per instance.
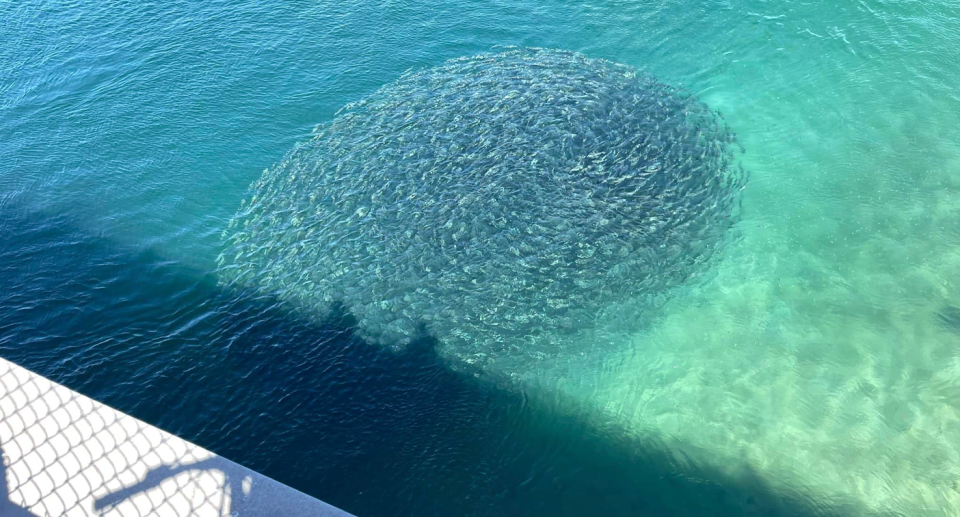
[937,305,960,333]
[219,48,747,372]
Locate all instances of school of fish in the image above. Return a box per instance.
[219,48,747,370]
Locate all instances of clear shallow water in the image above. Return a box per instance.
[2,1,959,516]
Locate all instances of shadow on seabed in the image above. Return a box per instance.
[0,201,886,516]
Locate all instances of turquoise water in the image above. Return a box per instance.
[2,1,960,515]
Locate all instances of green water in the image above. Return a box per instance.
[568,3,960,512]
[3,0,960,515]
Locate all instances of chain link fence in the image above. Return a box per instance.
[0,358,349,517]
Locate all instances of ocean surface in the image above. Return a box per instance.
[2,1,959,516]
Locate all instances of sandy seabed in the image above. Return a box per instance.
[540,101,960,514]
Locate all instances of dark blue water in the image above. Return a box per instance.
[0,205,853,516]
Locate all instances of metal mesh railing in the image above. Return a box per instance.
[0,358,243,517]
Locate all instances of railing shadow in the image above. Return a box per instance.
[0,357,346,516]
[1,448,33,516]
[0,357,233,516]
[91,458,235,514]
[0,201,889,516]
